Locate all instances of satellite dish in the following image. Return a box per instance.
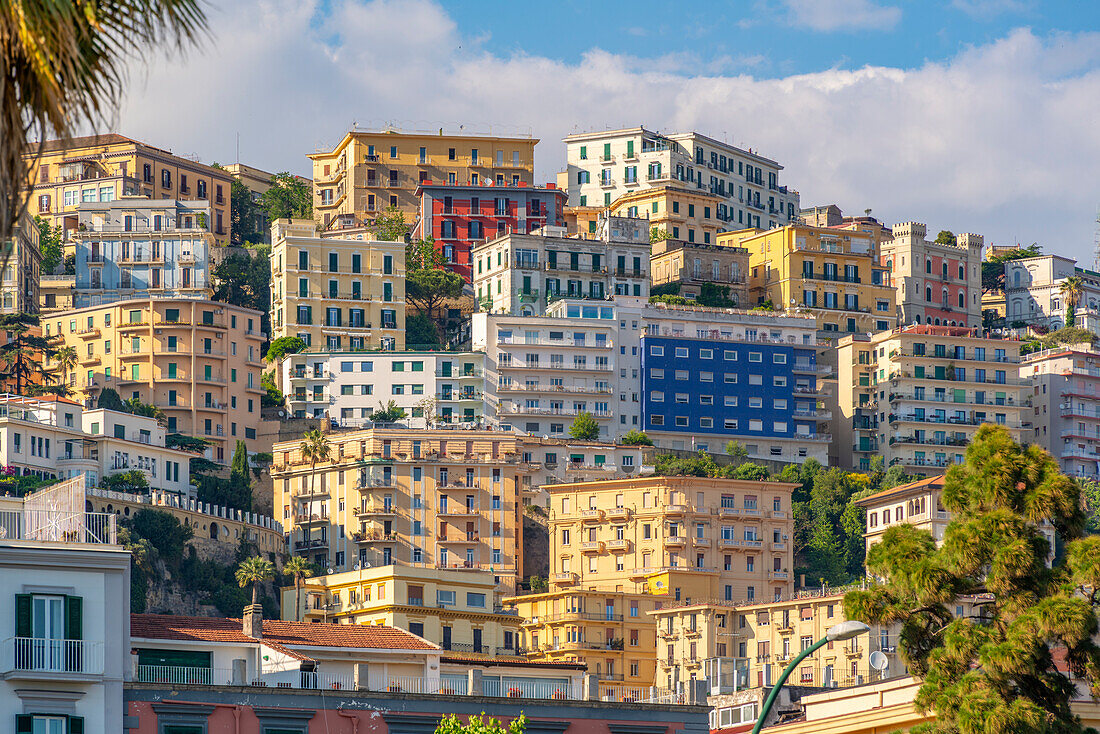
[327,568,334,575]
[869,651,889,671]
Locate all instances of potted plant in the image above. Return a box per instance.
[507,687,523,698]
[551,689,567,700]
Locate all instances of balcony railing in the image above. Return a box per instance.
[3,637,104,676]
[0,510,116,545]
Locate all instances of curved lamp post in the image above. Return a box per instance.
[749,620,870,734]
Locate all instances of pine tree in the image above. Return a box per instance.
[845,425,1100,734]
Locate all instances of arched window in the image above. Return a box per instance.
[926,286,932,302]
[210,522,219,539]
[1013,270,1021,287]
[958,292,965,308]
[915,314,921,324]
[925,260,932,274]
[958,265,964,280]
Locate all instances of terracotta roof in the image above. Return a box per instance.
[34,133,139,154]
[855,475,944,507]
[130,614,439,659]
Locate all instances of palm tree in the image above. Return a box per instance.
[1060,276,1085,327]
[282,556,314,622]
[235,555,275,608]
[54,345,77,389]
[1,2,207,248]
[298,429,331,547]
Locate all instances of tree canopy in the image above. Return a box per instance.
[34,216,63,274]
[260,172,312,221]
[620,430,653,446]
[265,336,306,362]
[213,245,271,317]
[981,243,1042,294]
[845,425,1098,734]
[373,205,409,241]
[568,412,600,440]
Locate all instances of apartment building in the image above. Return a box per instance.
[270,428,529,591]
[562,127,800,229]
[40,275,74,315]
[854,326,1025,475]
[1020,344,1100,479]
[285,564,523,655]
[223,162,277,242]
[881,222,984,329]
[414,182,567,280]
[640,305,828,463]
[308,128,537,229]
[473,303,629,442]
[741,224,896,335]
[0,393,191,493]
[547,476,796,605]
[1003,255,1100,332]
[269,218,406,350]
[650,239,750,306]
[504,586,666,694]
[0,480,130,732]
[833,334,880,470]
[516,437,654,508]
[3,210,42,314]
[72,199,214,308]
[609,185,727,246]
[472,215,650,316]
[649,591,898,695]
[277,350,484,426]
[25,133,232,244]
[43,298,267,462]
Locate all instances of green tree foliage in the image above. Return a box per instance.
[260,370,284,408]
[697,282,736,308]
[226,177,260,245]
[1082,479,1100,534]
[405,238,464,344]
[0,313,52,394]
[53,345,77,389]
[96,387,126,412]
[435,714,526,734]
[649,226,674,243]
[282,556,314,622]
[650,282,681,297]
[212,245,270,314]
[34,216,63,274]
[406,313,441,348]
[131,509,193,560]
[933,230,956,245]
[981,243,1042,294]
[100,470,150,494]
[648,294,691,305]
[124,397,165,423]
[372,205,409,241]
[620,430,653,446]
[655,451,721,477]
[845,425,1096,734]
[725,441,749,464]
[732,463,769,481]
[260,172,312,220]
[568,411,600,440]
[235,555,275,607]
[265,336,306,362]
[369,400,407,423]
[166,433,208,453]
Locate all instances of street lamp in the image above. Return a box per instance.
[749,621,870,734]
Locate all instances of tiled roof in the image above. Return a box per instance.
[36,134,139,154]
[130,614,439,658]
[855,475,944,507]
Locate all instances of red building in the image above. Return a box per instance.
[414,182,567,280]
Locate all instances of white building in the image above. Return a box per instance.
[1004,255,1100,333]
[278,351,485,428]
[562,127,800,230]
[1021,344,1100,479]
[0,478,130,734]
[516,437,655,507]
[472,216,651,316]
[0,394,191,494]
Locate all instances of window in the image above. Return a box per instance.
[466,593,486,608]
[437,590,456,607]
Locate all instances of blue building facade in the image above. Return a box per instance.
[640,334,823,456]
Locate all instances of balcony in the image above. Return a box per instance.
[439,534,480,545]
[580,509,604,522]
[354,532,397,544]
[356,503,396,517]
[664,536,687,547]
[580,541,605,553]
[2,637,104,679]
[769,570,789,581]
[606,539,631,553]
[552,572,578,586]
[665,504,689,515]
[718,506,741,518]
[438,506,480,518]
[293,538,328,552]
[606,507,631,520]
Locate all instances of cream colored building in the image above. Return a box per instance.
[1021,344,1100,479]
[516,437,654,508]
[40,275,75,314]
[851,325,1025,475]
[609,185,726,246]
[547,476,796,604]
[25,133,233,245]
[741,223,896,336]
[3,210,42,314]
[833,333,879,470]
[308,128,537,230]
[505,586,667,695]
[269,218,406,350]
[1003,254,1100,333]
[881,222,984,329]
[271,428,529,592]
[284,564,523,655]
[650,239,749,306]
[43,298,268,463]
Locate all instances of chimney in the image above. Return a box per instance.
[243,604,263,639]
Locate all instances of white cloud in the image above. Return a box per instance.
[783,0,902,32]
[115,2,1100,260]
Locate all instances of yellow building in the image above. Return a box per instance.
[308,128,537,229]
[547,476,797,604]
[608,185,726,246]
[504,586,667,696]
[836,325,1025,475]
[650,239,750,306]
[284,564,523,655]
[43,298,268,462]
[269,218,406,350]
[4,209,42,314]
[40,275,75,315]
[271,428,530,591]
[25,133,233,245]
[739,224,897,335]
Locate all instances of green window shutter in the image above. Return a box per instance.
[914,366,925,378]
[65,596,83,640]
[627,140,634,157]
[68,716,84,734]
[603,143,611,158]
[16,594,31,637]
[579,145,586,159]
[953,389,965,403]
[16,715,33,734]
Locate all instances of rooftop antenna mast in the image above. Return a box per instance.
[1094,206,1100,271]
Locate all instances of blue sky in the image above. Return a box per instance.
[119,0,1100,259]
